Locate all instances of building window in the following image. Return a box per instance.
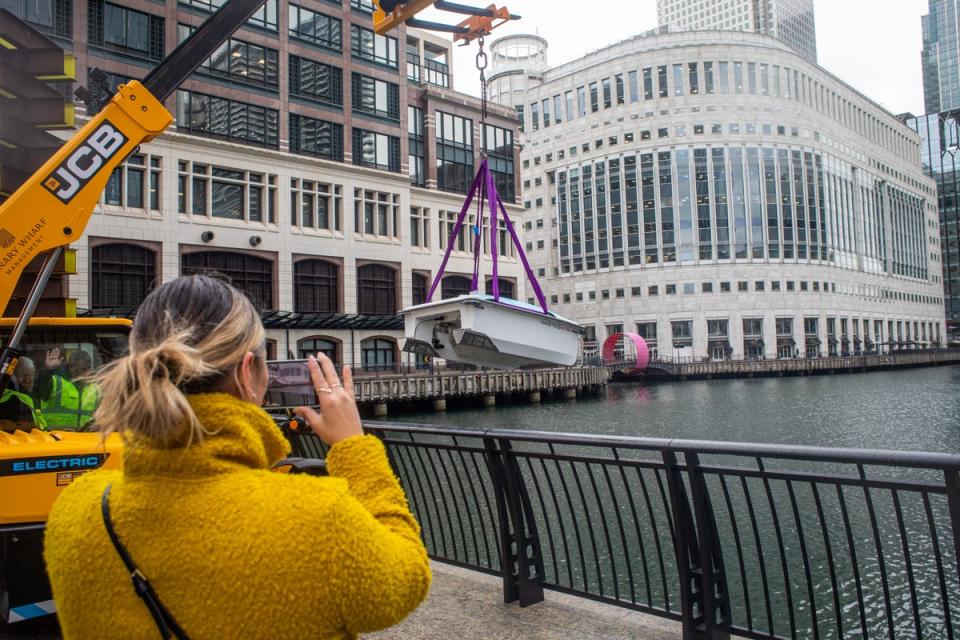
[351,73,400,120]
[776,317,795,358]
[409,105,425,186]
[350,0,375,12]
[442,275,472,298]
[298,337,338,362]
[743,318,764,360]
[181,251,273,310]
[289,114,344,162]
[288,4,341,50]
[353,189,400,237]
[290,179,342,231]
[357,264,397,314]
[350,24,398,68]
[5,0,72,39]
[177,90,279,148]
[294,260,339,313]
[672,320,693,349]
[361,338,395,371]
[437,111,474,193]
[289,55,342,106]
[89,1,163,61]
[103,154,161,211]
[636,321,657,358]
[352,128,401,172]
[804,317,820,357]
[178,24,278,90]
[412,271,429,305]
[91,243,156,309]
[439,210,469,252]
[410,206,429,247]
[181,0,277,30]
[178,162,276,223]
[707,319,730,360]
[485,124,515,202]
[424,55,449,88]
[485,278,515,299]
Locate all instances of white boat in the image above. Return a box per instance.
[400,293,583,369]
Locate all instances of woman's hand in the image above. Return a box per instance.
[293,353,363,446]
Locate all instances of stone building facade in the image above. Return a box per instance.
[490,31,945,360]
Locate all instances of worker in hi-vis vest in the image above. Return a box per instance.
[36,348,98,430]
[0,357,46,430]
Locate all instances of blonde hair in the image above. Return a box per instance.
[92,275,265,446]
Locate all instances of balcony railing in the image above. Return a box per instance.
[424,59,450,89]
[287,424,960,639]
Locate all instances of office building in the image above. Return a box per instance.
[6,0,522,369]
[490,30,945,360]
[657,0,817,63]
[922,0,960,113]
[907,111,960,339]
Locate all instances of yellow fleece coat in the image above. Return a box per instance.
[44,393,431,639]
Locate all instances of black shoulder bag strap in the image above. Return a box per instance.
[101,484,191,640]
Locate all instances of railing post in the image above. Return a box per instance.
[482,435,516,604]
[687,453,731,639]
[944,468,960,587]
[482,434,545,607]
[662,451,704,639]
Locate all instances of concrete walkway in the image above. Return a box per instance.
[369,562,681,640]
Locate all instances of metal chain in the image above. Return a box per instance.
[477,35,488,158]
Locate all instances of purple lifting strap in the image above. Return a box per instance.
[425,167,484,303]
[487,160,499,300]
[424,159,550,314]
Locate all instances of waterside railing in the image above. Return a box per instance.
[289,424,960,640]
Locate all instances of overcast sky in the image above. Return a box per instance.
[429,0,931,117]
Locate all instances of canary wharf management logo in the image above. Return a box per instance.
[0,229,13,248]
[42,120,128,204]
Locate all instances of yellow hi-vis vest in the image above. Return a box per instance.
[0,388,48,429]
[41,376,98,430]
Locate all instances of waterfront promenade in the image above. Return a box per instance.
[0,561,679,640]
[372,561,680,640]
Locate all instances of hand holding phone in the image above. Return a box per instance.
[293,353,363,446]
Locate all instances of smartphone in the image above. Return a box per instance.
[265,360,318,408]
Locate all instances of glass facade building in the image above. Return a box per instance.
[908,112,960,338]
[657,0,818,63]
[492,30,945,360]
[922,0,960,113]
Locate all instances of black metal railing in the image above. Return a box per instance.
[287,423,960,639]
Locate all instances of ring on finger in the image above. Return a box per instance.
[331,383,342,388]
[317,387,334,394]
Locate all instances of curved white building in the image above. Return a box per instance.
[490,31,946,360]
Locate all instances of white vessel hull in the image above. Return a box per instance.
[400,294,583,369]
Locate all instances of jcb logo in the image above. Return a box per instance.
[42,120,128,203]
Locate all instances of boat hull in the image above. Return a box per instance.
[400,295,582,369]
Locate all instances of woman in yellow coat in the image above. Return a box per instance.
[44,275,431,639]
